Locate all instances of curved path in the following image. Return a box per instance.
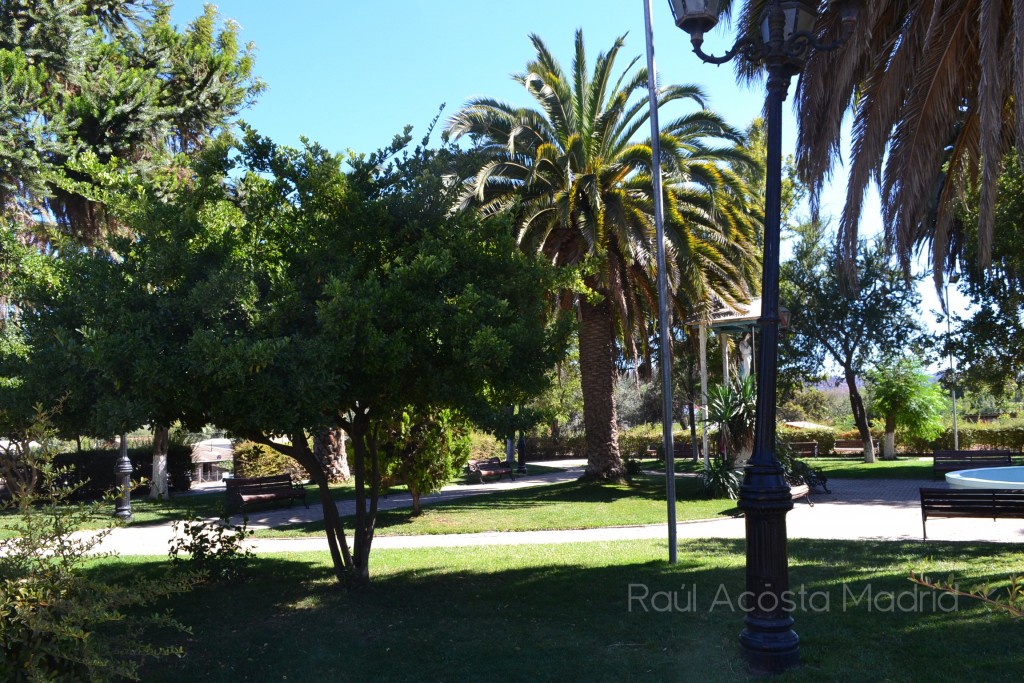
[87,463,1024,556]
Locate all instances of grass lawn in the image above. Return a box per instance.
[807,457,934,479]
[255,474,739,538]
[107,538,1024,682]
[0,463,570,535]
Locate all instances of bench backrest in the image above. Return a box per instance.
[225,474,294,493]
[933,450,1014,464]
[920,487,1024,511]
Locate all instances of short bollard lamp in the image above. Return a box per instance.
[667,0,857,674]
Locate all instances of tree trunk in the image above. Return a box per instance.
[149,425,169,499]
[578,292,625,481]
[253,432,353,586]
[882,415,897,460]
[410,483,422,516]
[688,402,699,462]
[314,427,350,483]
[844,369,875,463]
[345,410,378,588]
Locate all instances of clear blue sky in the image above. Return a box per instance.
[170,1,960,339]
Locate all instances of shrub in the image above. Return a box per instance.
[777,424,836,455]
[168,517,253,582]
[0,428,194,681]
[619,424,662,460]
[467,430,505,461]
[701,457,740,499]
[233,440,308,480]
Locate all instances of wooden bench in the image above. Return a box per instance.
[645,442,702,461]
[225,474,308,514]
[789,481,812,505]
[468,457,514,484]
[789,441,819,458]
[785,461,831,506]
[932,450,1015,477]
[834,439,879,454]
[919,487,1024,539]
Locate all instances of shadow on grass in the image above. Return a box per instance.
[118,538,1024,683]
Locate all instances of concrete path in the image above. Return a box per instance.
[85,465,1024,557]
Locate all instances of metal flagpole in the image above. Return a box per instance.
[643,0,677,564]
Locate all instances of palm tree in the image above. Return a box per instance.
[446,31,760,480]
[770,0,1024,285]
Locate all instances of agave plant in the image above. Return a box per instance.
[705,375,756,466]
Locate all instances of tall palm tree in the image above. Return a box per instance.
[446,31,760,480]
[768,0,1024,286]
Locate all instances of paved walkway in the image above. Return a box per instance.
[86,463,1024,556]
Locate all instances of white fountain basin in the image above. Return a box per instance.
[946,466,1024,489]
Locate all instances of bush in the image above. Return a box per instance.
[467,430,505,461]
[0,431,194,681]
[777,424,837,455]
[168,517,253,582]
[618,424,662,460]
[233,440,308,480]
[523,433,585,460]
[701,457,740,499]
[905,422,1024,453]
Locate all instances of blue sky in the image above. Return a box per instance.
[169,1,961,338]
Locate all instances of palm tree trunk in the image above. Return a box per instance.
[578,293,625,481]
[314,427,351,483]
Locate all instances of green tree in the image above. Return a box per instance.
[381,407,471,516]
[446,31,760,481]
[867,357,946,459]
[0,0,261,242]
[0,0,261,496]
[780,221,928,462]
[43,130,567,586]
[950,151,1024,395]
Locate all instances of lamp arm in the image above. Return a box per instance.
[690,35,756,65]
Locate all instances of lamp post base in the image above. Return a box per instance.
[738,460,799,675]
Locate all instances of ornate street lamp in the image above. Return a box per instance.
[114,431,133,521]
[667,0,856,674]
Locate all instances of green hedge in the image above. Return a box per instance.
[233,441,308,480]
[905,424,1024,452]
[777,425,837,455]
[51,444,192,498]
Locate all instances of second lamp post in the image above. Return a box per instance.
[667,0,857,674]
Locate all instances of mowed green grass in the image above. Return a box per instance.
[806,457,934,479]
[255,474,739,538]
[111,538,1024,682]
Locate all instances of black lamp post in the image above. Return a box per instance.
[114,431,132,521]
[667,0,856,674]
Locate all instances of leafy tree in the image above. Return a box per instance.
[446,31,760,481]
[381,407,471,516]
[39,130,567,586]
[1,0,261,496]
[949,151,1024,395]
[867,357,946,459]
[780,221,928,462]
[0,0,261,242]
